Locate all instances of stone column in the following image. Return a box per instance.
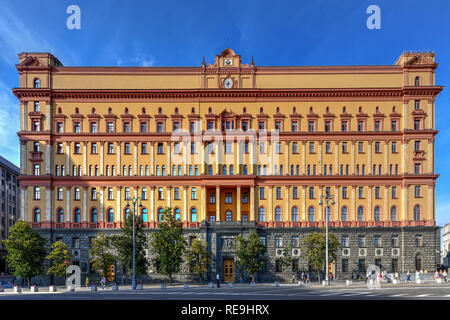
[150,142,155,175]
[100,187,105,221]
[334,141,339,174]
[428,185,434,221]
[301,142,306,175]
[401,186,408,221]
[150,187,155,221]
[236,141,241,175]
[368,141,373,175]
[318,141,322,175]
[237,185,241,221]
[285,186,289,221]
[100,142,104,175]
[351,186,356,221]
[318,187,323,221]
[250,140,255,175]
[20,142,27,175]
[167,186,171,207]
[250,186,255,221]
[334,186,339,221]
[117,142,121,175]
[302,186,306,221]
[183,187,188,221]
[201,186,206,221]
[269,186,273,221]
[83,187,87,222]
[200,142,205,175]
[45,143,52,174]
[384,186,389,221]
[402,141,408,175]
[167,142,171,175]
[66,142,71,175]
[285,141,289,175]
[83,142,87,175]
[368,186,372,221]
[402,101,409,131]
[351,141,355,175]
[117,187,122,222]
[428,139,434,173]
[45,188,51,221]
[22,102,27,131]
[66,188,71,222]
[21,188,27,221]
[384,141,389,175]
[46,102,51,131]
[215,186,220,221]
[134,142,138,176]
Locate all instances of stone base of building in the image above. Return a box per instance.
[33,221,440,285]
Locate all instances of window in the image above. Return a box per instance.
[415,186,421,198]
[414,100,420,110]
[292,187,298,199]
[309,187,314,199]
[291,207,298,221]
[74,209,81,223]
[390,206,397,221]
[374,121,380,131]
[342,259,349,273]
[341,236,349,248]
[259,187,265,200]
[224,142,232,154]
[91,208,98,222]
[275,207,282,222]
[309,142,315,153]
[308,207,315,221]
[392,235,399,248]
[341,121,348,132]
[33,78,41,88]
[34,187,40,200]
[90,122,98,133]
[374,236,382,248]
[391,121,397,132]
[174,187,180,200]
[258,207,265,222]
[414,119,421,130]
[259,142,265,154]
[374,206,381,222]
[225,192,232,204]
[342,142,348,153]
[357,206,364,221]
[57,187,63,200]
[107,208,114,222]
[415,235,423,247]
[357,121,364,132]
[157,143,164,154]
[107,122,114,132]
[158,188,164,200]
[74,122,80,133]
[414,141,421,152]
[324,121,331,132]
[33,208,41,222]
[414,205,421,220]
[225,210,232,222]
[191,187,197,200]
[342,187,348,199]
[191,208,197,222]
[358,236,366,248]
[291,121,298,132]
[91,188,97,200]
[391,187,397,199]
[174,208,180,221]
[358,187,364,199]
[341,206,348,221]
[258,122,265,130]
[308,121,314,132]
[72,237,80,249]
[157,122,164,133]
[242,192,248,203]
[374,142,380,153]
[57,208,64,223]
[275,236,282,248]
[414,163,421,174]
[276,187,282,200]
[123,122,131,133]
[375,187,380,199]
[56,122,63,133]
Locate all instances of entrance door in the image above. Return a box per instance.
[223,259,234,283]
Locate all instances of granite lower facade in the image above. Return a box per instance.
[32,222,440,285]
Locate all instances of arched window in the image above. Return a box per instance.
[178,165,182,176]
[258,207,265,222]
[57,208,64,223]
[162,165,166,176]
[208,165,213,175]
[91,208,98,223]
[191,208,197,222]
[124,207,131,221]
[415,76,420,86]
[33,78,40,88]
[341,206,348,222]
[243,165,248,175]
[291,207,298,222]
[390,206,397,221]
[374,206,381,222]
[243,107,246,113]
[229,165,234,175]
[174,208,181,221]
[223,165,227,175]
[33,208,41,222]
[189,165,193,176]
[74,208,81,223]
[260,107,263,114]
[357,206,364,221]
[125,107,129,114]
[129,165,133,176]
[275,207,282,222]
[158,208,164,222]
[226,210,232,222]
[142,208,148,223]
[326,206,332,221]
[107,208,114,223]
[308,206,315,221]
[414,205,421,221]
[156,165,160,176]
[123,165,127,176]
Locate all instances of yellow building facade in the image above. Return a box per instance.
[14,49,443,280]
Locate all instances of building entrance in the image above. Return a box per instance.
[223,259,234,283]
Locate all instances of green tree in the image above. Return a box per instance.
[278,245,294,282]
[149,207,186,285]
[46,241,73,278]
[304,231,340,282]
[89,233,115,278]
[111,214,149,280]
[186,239,211,285]
[233,232,266,281]
[2,221,46,287]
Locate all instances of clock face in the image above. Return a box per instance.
[224,78,233,89]
[224,59,233,66]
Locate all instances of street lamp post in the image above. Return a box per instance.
[127,196,142,290]
[319,193,335,286]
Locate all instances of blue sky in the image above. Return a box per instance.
[1,0,450,226]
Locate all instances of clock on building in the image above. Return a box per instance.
[223,77,233,89]
[224,58,233,66]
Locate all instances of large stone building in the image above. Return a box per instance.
[0,156,20,274]
[14,49,442,282]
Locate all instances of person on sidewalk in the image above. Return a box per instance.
[292,274,295,284]
[101,276,106,289]
[406,271,411,282]
[216,273,220,288]
[85,277,89,288]
[443,270,448,282]
[249,274,253,284]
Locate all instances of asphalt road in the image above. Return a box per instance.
[1,283,450,300]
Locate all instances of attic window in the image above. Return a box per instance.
[158,107,162,114]
[358,106,362,113]
[326,107,329,113]
[415,76,420,86]
[108,108,112,114]
[125,108,129,114]
[208,107,212,114]
[191,108,195,114]
[175,107,179,114]
[293,107,296,114]
[260,107,263,114]
[58,107,62,114]
[33,78,40,88]
[276,107,280,114]
[142,107,146,114]
[75,107,79,114]
[92,108,96,114]
[243,107,246,113]
[309,107,313,114]
[343,107,346,113]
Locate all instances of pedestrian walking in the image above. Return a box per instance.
[434,270,439,280]
[249,274,253,284]
[443,270,448,282]
[101,276,106,289]
[365,271,369,284]
[239,275,244,284]
[292,274,295,284]
[306,273,311,284]
[85,277,89,288]
[216,273,220,288]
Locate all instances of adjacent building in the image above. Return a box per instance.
[13,49,443,281]
[442,223,450,268]
[0,156,20,274]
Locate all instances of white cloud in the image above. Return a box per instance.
[0,4,55,65]
[131,42,155,67]
[0,81,20,166]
